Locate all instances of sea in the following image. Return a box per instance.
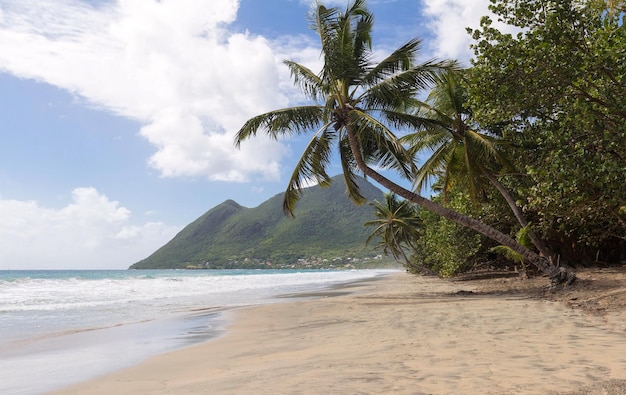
[0,268,395,394]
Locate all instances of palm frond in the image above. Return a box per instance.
[318,1,373,90]
[516,223,534,249]
[402,126,451,155]
[283,60,325,101]
[378,108,449,132]
[364,222,387,245]
[349,109,415,178]
[432,143,461,197]
[358,38,421,88]
[235,106,325,146]
[461,140,482,201]
[360,59,459,110]
[309,3,337,39]
[464,130,502,162]
[489,245,524,264]
[464,129,515,173]
[352,11,373,73]
[415,100,456,126]
[283,125,336,216]
[489,223,534,264]
[411,138,455,193]
[364,192,421,263]
[427,70,468,117]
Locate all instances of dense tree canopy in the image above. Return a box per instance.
[467,0,625,265]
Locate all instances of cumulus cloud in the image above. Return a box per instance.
[0,0,295,182]
[0,188,181,269]
[0,0,509,183]
[422,0,520,64]
[421,0,490,63]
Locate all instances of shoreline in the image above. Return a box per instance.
[2,269,392,394]
[0,309,229,395]
[51,272,626,394]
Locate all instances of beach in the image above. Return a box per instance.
[0,269,392,394]
[51,272,626,395]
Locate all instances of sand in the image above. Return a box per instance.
[51,272,626,395]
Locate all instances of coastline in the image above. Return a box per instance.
[1,269,394,394]
[51,272,626,395]
[0,308,230,395]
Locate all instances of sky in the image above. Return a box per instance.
[0,0,504,269]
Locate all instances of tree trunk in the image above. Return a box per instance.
[481,170,554,260]
[344,127,575,288]
[393,233,412,268]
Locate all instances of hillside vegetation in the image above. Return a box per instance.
[130,175,393,269]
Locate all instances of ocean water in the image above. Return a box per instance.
[0,269,394,394]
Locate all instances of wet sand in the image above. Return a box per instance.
[51,272,626,394]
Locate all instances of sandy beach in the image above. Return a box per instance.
[52,272,626,395]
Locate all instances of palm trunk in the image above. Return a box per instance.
[392,233,412,268]
[481,170,554,260]
[345,127,575,288]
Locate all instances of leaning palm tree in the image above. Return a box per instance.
[365,193,421,267]
[402,70,495,199]
[235,0,573,287]
[401,70,554,260]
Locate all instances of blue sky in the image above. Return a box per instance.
[0,0,500,269]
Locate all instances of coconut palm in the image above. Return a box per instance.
[234,0,573,287]
[401,70,554,260]
[402,70,497,199]
[365,193,421,267]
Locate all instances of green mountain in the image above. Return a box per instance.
[130,175,390,269]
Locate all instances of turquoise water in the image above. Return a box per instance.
[0,269,394,394]
[0,268,308,281]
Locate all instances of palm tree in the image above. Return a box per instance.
[402,71,493,199]
[235,0,573,287]
[606,0,625,16]
[401,70,554,261]
[365,193,421,267]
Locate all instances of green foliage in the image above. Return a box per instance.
[130,175,386,269]
[365,193,421,267]
[225,0,624,279]
[489,245,523,265]
[489,223,534,265]
[401,70,513,202]
[412,191,485,277]
[468,0,626,265]
[515,223,533,249]
[235,0,456,217]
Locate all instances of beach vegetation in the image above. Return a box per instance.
[400,70,553,260]
[131,175,396,269]
[365,192,422,268]
[489,223,535,277]
[235,0,578,287]
[411,190,485,277]
[467,0,625,267]
[411,0,625,276]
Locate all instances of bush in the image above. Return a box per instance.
[411,191,486,277]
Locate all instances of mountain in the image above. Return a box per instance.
[129,175,389,269]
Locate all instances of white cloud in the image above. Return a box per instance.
[421,0,491,63]
[0,188,181,269]
[422,0,521,65]
[0,0,519,186]
[0,0,293,182]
